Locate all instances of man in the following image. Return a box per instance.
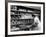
[32,14,41,30]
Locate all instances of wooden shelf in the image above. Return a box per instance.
[11,9,34,13]
[11,14,21,15]
[11,18,34,20]
[11,10,40,14]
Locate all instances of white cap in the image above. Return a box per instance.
[33,14,39,16]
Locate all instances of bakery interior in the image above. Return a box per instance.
[10,5,41,31]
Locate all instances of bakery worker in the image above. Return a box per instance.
[34,14,41,30]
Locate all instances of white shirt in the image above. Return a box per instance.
[34,16,41,30]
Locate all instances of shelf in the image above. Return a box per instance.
[11,10,40,14]
[11,14,22,15]
[11,22,33,26]
[11,9,34,12]
[11,9,34,13]
[11,18,34,20]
